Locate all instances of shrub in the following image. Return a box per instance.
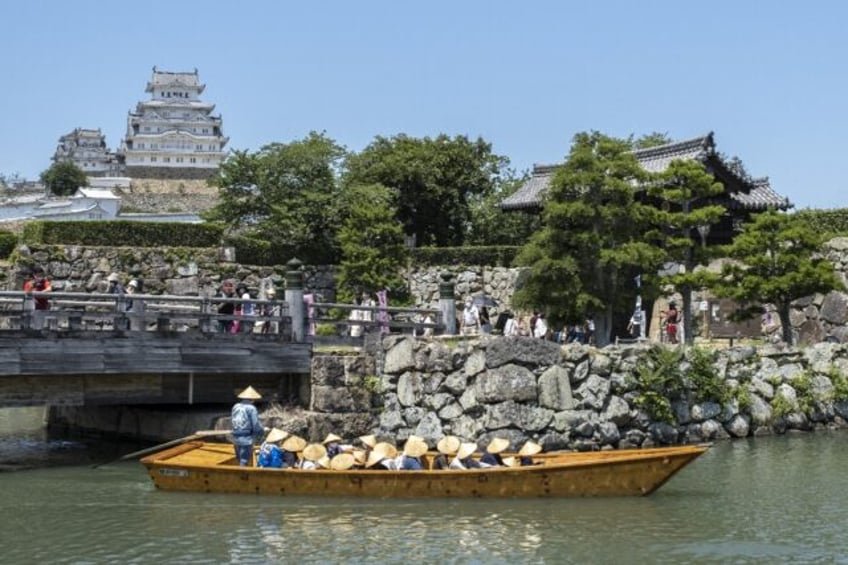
[629,346,685,423]
[687,347,731,404]
[412,246,520,267]
[21,220,224,248]
[0,230,17,259]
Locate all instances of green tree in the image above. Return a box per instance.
[344,134,507,247]
[650,159,726,343]
[205,132,346,264]
[466,171,540,246]
[514,131,666,346]
[40,162,88,196]
[717,209,844,345]
[631,131,672,149]
[336,184,409,302]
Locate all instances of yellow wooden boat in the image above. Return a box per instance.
[140,441,710,498]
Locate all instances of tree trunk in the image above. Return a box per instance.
[778,305,794,346]
[682,284,694,345]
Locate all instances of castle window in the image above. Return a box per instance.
[150,157,157,162]
[164,157,170,163]
[190,157,196,163]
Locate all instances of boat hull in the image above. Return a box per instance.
[141,442,709,498]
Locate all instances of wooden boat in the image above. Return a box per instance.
[140,441,710,498]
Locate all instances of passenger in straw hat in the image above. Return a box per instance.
[298,443,327,470]
[231,386,267,466]
[330,452,356,471]
[358,434,377,450]
[396,437,427,470]
[281,434,306,468]
[451,442,482,469]
[433,435,461,469]
[351,449,368,468]
[518,440,543,466]
[257,427,289,468]
[322,432,350,458]
[365,442,398,470]
[480,437,510,467]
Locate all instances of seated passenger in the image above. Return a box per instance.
[365,442,398,470]
[322,433,347,458]
[451,442,482,469]
[480,437,510,467]
[518,440,543,466]
[281,434,307,468]
[330,452,356,471]
[257,427,289,468]
[396,437,427,470]
[434,435,461,469]
[298,443,327,470]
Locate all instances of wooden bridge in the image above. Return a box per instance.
[0,290,446,407]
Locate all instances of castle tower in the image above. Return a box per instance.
[53,128,122,177]
[119,67,229,179]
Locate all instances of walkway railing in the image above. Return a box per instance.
[0,291,293,339]
[308,302,444,339]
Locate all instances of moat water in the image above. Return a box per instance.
[1,408,847,564]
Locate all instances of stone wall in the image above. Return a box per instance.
[365,336,848,452]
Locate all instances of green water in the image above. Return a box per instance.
[1,418,847,563]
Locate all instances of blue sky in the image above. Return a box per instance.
[0,1,844,209]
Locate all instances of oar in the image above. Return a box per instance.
[94,430,230,468]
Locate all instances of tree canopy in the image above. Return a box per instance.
[40,161,88,196]
[336,183,409,303]
[205,132,346,264]
[514,131,667,346]
[344,134,507,247]
[716,209,844,345]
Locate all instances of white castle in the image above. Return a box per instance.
[119,67,229,178]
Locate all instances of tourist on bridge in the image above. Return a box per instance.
[231,386,267,466]
[217,280,237,333]
[107,273,125,295]
[23,266,52,310]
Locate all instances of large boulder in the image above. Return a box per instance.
[485,337,561,369]
[538,365,574,410]
[475,364,538,403]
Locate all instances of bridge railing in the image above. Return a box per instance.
[307,301,444,340]
[0,291,293,339]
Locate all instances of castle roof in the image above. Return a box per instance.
[500,133,791,212]
[146,67,204,93]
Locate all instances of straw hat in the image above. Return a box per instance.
[365,450,387,469]
[302,443,327,462]
[486,437,510,454]
[127,279,139,289]
[372,442,398,460]
[502,456,519,468]
[317,455,331,469]
[266,288,276,297]
[237,386,262,400]
[107,273,120,282]
[402,437,428,458]
[265,428,289,444]
[330,452,356,470]
[437,435,461,456]
[406,434,425,443]
[322,433,343,445]
[518,441,543,457]
[457,442,478,460]
[282,435,307,453]
[358,434,377,449]
[352,449,367,466]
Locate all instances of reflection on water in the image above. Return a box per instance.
[2,415,848,563]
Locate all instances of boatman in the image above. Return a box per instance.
[231,386,267,466]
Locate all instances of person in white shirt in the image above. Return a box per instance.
[461,299,480,335]
[534,313,549,339]
[503,313,519,336]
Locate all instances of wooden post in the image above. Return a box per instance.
[285,258,305,342]
[439,272,456,336]
[130,295,145,332]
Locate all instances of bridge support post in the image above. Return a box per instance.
[438,272,457,335]
[286,259,305,342]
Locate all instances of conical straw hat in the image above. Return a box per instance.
[322,433,343,445]
[502,456,519,468]
[317,455,331,469]
[518,440,542,457]
[265,428,289,444]
[365,450,386,468]
[302,443,327,462]
[437,435,461,455]
[352,449,367,466]
[486,437,510,454]
[330,452,356,470]
[403,437,428,458]
[457,442,478,460]
[373,442,398,460]
[282,435,307,452]
[358,434,377,448]
[237,386,262,400]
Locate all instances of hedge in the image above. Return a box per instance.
[412,246,520,267]
[0,230,17,259]
[793,209,848,237]
[224,235,292,266]
[21,221,225,248]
